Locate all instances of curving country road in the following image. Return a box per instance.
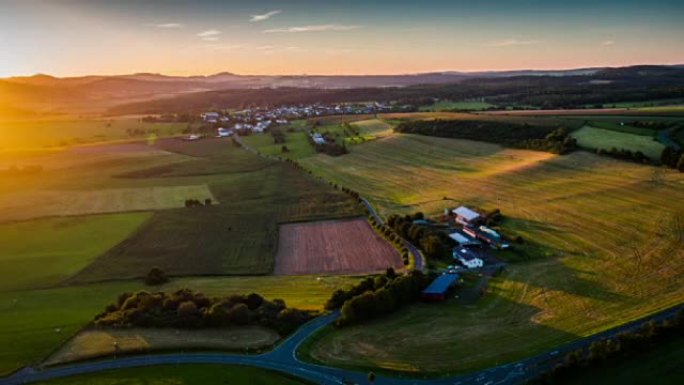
[3,304,682,385]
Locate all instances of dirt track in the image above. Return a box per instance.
[274,218,402,275]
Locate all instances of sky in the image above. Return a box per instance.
[1,0,683,77]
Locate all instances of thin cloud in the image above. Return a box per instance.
[484,38,540,47]
[255,45,275,50]
[601,40,615,46]
[263,24,360,33]
[250,10,282,22]
[197,30,222,37]
[204,44,243,51]
[201,36,220,42]
[155,23,183,29]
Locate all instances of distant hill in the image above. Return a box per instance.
[1,64,683,116]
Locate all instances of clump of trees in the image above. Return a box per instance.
[94,289,314,335]
[315,141,348,156]
[184,199,212,208]
[144,267,168,286]
[660,147,684,172]
[271,128,286,144]
[387,213,452,260]
[516,128,578,154]
[325,269,432,327]
[596,147,650,164]
[533,309,684,384]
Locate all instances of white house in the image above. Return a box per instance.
[453,206,481,226]
[453,247,484,269]
[311,133,326,145]
[217,127,232,137]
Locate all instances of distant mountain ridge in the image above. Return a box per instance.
[1,64,683,116]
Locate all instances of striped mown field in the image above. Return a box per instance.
[301,132,684,373]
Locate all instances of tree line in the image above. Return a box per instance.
[325,269,433,327]
[660,147,684,172]
[532,309,684,384]
[394,120,577,154]
[595,147,651,164]
[94,289,314,336]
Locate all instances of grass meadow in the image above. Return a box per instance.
[0,214,150,292]
[300,132,684,373]
[572,125,665,159]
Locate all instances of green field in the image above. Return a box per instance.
[420,100,495,111]
[0,118,188,150]
[36,364,311,385]
[572,125,665,159]
[0,275,360,375]
[2,137,362,282]
[242,131,315,159]
[0,214,150,292]
[300,132,684,373]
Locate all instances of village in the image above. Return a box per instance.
[194,102,399,139]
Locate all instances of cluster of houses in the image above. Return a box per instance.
[447,206,509,269]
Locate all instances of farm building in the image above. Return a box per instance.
[422,273,460,301]
[448,231,481,247]
[454,247,484,269]
[202,112,220,123]
[464,225,510,249]
[453,206,481,225]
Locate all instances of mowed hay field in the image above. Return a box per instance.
[275,218,402,275]
[572,125,665,159]
[44,326,280,366]
[301,133,684,373]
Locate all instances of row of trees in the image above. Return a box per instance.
[660,147,684,172]
[324,269,432,327]
[184,198,212,207]
[595,147,651,164]
[516,128,578,154]
[338,271,432,327]
[394,120,577,154]
[534,309,684,384]
[94,289,314,335]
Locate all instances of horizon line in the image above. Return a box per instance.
[3,62,684,80]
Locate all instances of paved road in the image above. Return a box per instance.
[3,304,681,385]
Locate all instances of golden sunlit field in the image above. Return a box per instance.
[300,131,684,373]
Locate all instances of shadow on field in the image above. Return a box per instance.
[502,256,628,304]
[316,293,581,375]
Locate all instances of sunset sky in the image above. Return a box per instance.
[1,0,683,77]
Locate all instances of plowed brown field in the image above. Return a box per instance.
[274,218,402,275]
